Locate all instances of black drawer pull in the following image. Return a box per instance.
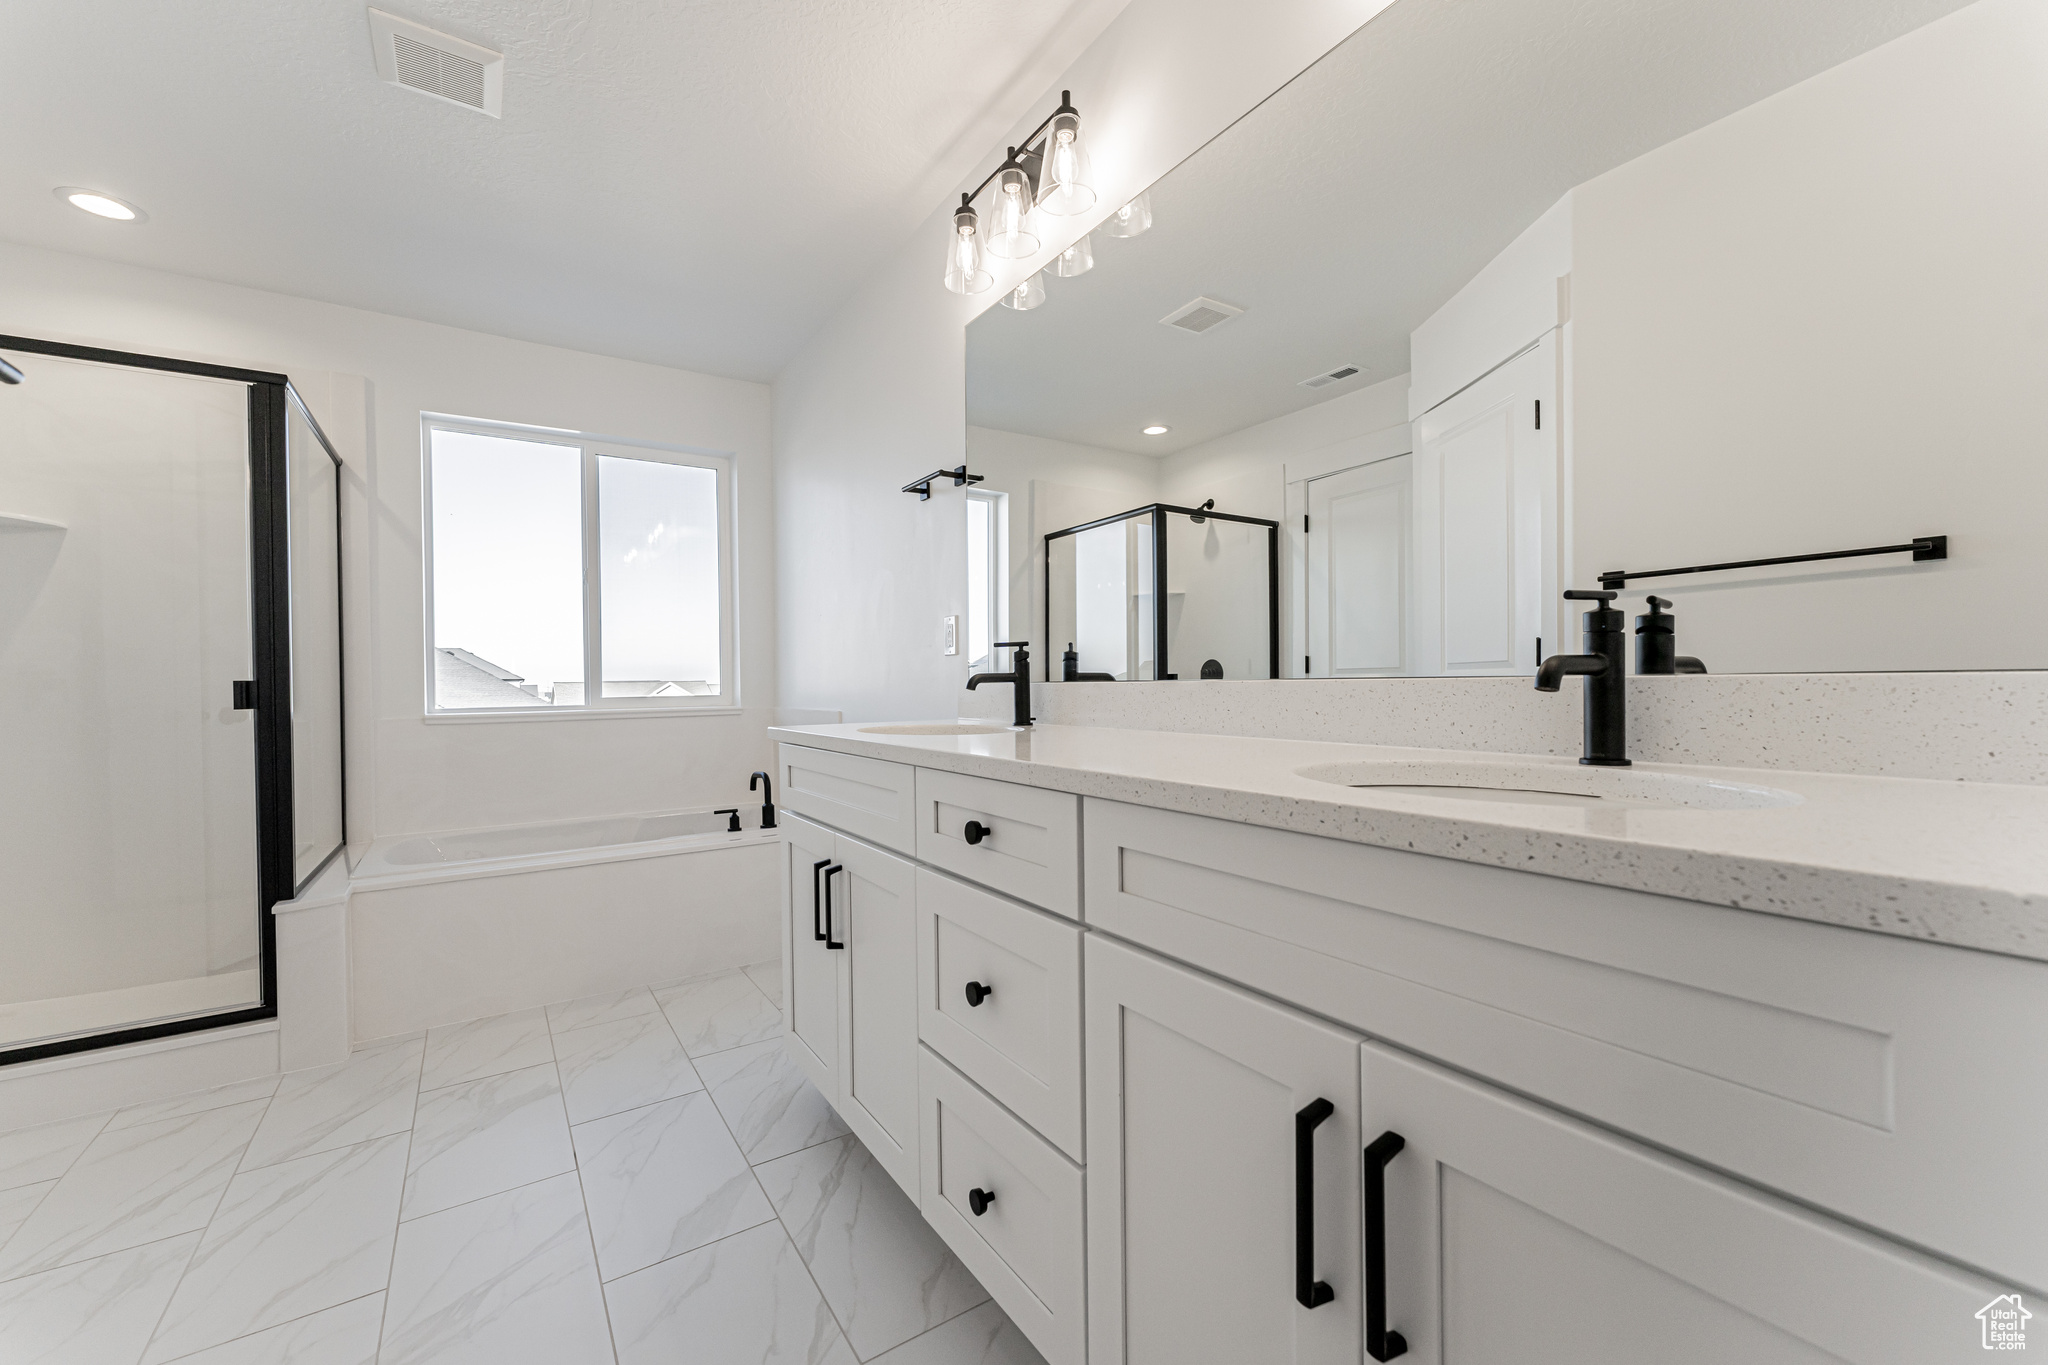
[822,865,844,950]
[963,819,989,845]
[811,859,831,942]
[1296,1098,1335,1309]
[968,1187,995,1216]
[964,980,993,1007]
[1364,1130,1408,1360]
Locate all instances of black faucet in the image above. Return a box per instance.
[1535,590,1631,766]
[966,641,1033,727]
[1635,597,1708,675]
[749,771,777,829]
[1062,643,1116,683]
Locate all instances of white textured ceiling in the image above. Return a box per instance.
[0,0,1119,380]
[967,0,1976,456]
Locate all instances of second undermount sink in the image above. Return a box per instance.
[858,723,1012,736]
[1294,759,1803,811]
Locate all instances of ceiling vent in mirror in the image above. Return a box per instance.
[1160,297,1244,334]
[1299,365,1362,389]
[368,9,503,117]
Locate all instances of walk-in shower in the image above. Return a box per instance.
[0,336,343,1064]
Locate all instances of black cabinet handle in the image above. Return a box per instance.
[811,859,831,942]
[1364,1130,1408,1361]
[968,1187,995,1216]
[1295,1098,1335,1309]
[964,980,993,1007]
[963,819,988,846]
[823,865,844,950]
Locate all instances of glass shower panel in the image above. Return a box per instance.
[0,351,262,1052]
[287,394,343,886]
[1049,513,1157,680]
[1165,511,1270,680]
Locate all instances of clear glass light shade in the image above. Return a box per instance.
[944,203,993,294]
[1036,111,1095,216]
[999,271,1047,310]
[1104,190,1153,238]
[1051,232,1093,278]
[986,168,1040,260]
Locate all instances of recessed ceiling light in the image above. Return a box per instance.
[1142,425,1170,436]
[56,187,146,222]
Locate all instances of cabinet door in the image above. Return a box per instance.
[1086,935,1362,1365]
[782,814,838,1098]
[835,833,921,1197]
[1362,1040,2007,1365]
[1307,453,1412,677]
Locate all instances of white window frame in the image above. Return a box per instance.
[421,413,740,719]
[965,487,1008,673]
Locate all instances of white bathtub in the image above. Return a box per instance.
[346,808,782,1041]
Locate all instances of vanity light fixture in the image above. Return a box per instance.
[1104,190,1152,238]
[943,91,1096,293]
[1052,233,1094,278]
[999,272,1048,311]
[57,187,146,221]
[1142,425,1170,436]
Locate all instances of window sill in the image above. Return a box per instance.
[423,705,745,724]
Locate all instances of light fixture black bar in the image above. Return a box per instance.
[1598,535,1946,590]
[901,465,985,501]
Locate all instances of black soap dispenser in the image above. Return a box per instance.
[1635,596,1708,675]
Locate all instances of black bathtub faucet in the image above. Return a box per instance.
[750,771,777,829]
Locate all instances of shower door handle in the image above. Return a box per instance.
[232,680,257,710]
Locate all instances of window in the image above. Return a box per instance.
[965,488,1006,671]
[425,417,735,713]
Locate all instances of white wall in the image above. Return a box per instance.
[1159,374,1413,518]
[0,240,777,842]
[774,0,1399,723]
[1570,0,2048,672]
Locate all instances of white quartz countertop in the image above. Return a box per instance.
[768,721,2048,963]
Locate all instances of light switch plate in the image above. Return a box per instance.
[943,616,959,655]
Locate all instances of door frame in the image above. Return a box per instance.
[0,334,345,1066]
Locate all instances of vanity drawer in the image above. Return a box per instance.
[1084,797,2048,1290]
[916,867,1083,1158]
[914,768,1080,918]
[779,743,916,855]
[918,1045,1086,1365]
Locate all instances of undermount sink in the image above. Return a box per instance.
[1294,759,1803,811]
[858,723,1012,736]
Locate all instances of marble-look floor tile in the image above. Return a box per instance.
[241,1036,421,1170]
[0,1231,198,1365]
[757,1135,986,1360]
[742,960,782,1008]
[697,1038,846,1164]
[0,1111,110,1191]
[0,1180,55,1249]
[404,1063,573,1220]
[547,987,657,1034]
[605,1220,854,1365]
[161,1292,385,1365]
[107,1076,281,1131]
[571,1091,772,1281]
[654,971,782,1057]
[0,1099,267,1280]
[380,1171,613,1365]
[553,1013,702,1125]
[868,1301,1048,1365]
[143,1133,408,1364]
[422,1009,555,1091]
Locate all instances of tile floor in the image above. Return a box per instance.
[0,965,1048,1365]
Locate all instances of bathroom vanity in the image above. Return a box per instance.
[772,722,2048,1365]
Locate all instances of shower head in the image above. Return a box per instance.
[0,357,22,385]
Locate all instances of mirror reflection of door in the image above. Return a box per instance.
[1306,455,1411,677]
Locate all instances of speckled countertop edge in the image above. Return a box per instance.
[770,723,2048,963]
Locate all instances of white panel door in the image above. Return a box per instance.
[835,832,921,1198]
[1412,333,1559,675]
[1086,935,1363,1365]
[782,814,838,1098]
[1361,1040,2009,1365]
[1307,454,1411,676]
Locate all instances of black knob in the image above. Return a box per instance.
[963,819,988,846]
[964,980,993,1007]
[968,1187,995,1216]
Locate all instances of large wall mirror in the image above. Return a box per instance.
[967,0,2040,680]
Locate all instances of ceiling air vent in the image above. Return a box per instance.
[368,9,503,117]
[1299,364,1363,389]
[1160,297,1244,334]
